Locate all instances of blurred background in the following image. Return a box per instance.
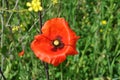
[0,0,120,80]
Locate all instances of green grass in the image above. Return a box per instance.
[0,0,120,80]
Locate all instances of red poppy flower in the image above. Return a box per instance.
[31,18,79,66]
[18,50,24,57]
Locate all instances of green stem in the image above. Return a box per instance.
[38,11,49,80]
[61,64,63,80]
[43,62,49,80]
[38,11,43,34]
[5,0,9,9]
[5,0,19,27]
[0,6,4,80]
[0,67,6,80]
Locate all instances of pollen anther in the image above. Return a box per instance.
[53,40,60,46]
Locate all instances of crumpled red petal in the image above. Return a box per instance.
[18,50,24,57]
[31,35,67,66]
[42,18,80,55]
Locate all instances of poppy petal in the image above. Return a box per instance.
[50,54,66,66]
[18,50,24,57]
[31,34,67,66]
[41,18,80,55]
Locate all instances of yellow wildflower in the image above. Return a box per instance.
[12,26,19,32]
[26,0,43,12]
[100,29,103,33]
[20,24,25,31]
[101,20,107,25]
[12,24,25,32]
[51,0,58,5]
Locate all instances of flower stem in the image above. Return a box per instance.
[5,0,9,10]
[0,67,6,80]
[43,62,49,80]
[0,3,5,79]
[38,11,43,34]
[38,11,49,80]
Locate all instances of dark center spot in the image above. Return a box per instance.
[51,36,64,51]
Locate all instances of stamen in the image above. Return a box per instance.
[53,40,60,46]
[51,35,65,51]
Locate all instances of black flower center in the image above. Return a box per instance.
[51,36,64,51]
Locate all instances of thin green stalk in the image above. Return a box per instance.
[60,64,63,80]
[38,10,49,80]
[5,0,9,9]
[5,0,19,27]
[43,62,49,80]
[0,67,6,80]
[0,0,5,80]
[0,12,5,80]
[38,11,43,34]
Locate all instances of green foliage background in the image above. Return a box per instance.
[0,0,120,80]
